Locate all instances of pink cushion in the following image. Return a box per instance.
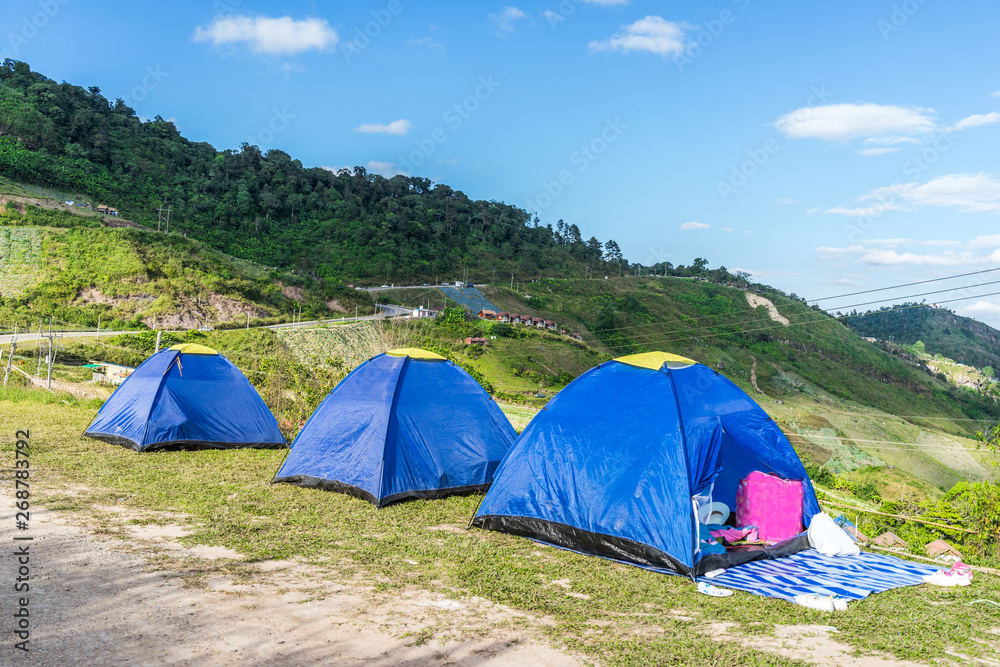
[735,471,803,543]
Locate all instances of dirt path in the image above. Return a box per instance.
[0,504,948,666]
[0,507,581,666]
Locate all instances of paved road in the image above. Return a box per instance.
[362,284,486,292]
[0,330,141,345]
[0,306,412,345]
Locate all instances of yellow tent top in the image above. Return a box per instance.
[168,343,218,355]
[386,347,446,360]
[615,351,697,371]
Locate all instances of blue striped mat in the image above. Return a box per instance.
[699,549,941,602]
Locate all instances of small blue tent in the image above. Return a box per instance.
[273,348,516,507]
[472,352,819,577]
[84,343,285,451]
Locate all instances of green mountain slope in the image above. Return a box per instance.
[0,59,628,283]
[845,303,1000,372]
[0,202,371,328]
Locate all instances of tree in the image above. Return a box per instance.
[603,240,623,263]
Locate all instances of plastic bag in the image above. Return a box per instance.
[808,512,861,557]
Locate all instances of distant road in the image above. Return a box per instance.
[362,284,486,292]
[0,306,412,345]
[0,330,141,345]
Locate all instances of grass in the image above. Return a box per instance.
[6,398,999,665]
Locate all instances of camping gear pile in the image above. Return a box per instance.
[83,347,961,606]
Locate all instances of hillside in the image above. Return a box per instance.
[0,200,372,329]
[845,303,1000,372]
[0,59,630,283]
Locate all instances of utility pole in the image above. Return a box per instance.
[2,323,16,386]
[154,331,162,354]
[35,322,43,377]
[510,274,514,289]
[156,205,172,233]
[41,319,60,392]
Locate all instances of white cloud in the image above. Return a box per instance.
[921,239,961,246]
[825,173,1000,218]
[815,243,974,267]
[588,16,687,56]
[193,15,338,55]
[775,103,935,142]
[885,173,1000,213]
[776,197,798,204]
[824,204,907,217]
[971,234,1000,248]
[948,112,1000,132]
[857,147,900,156]
[991,90,1000,98]
[367,161,408,177]
[721,226,734,232]
[353,120,412,136]
[859,249,965,266]
[960,300,1000,316]
[866,238,913,247]
[863,136,921,145]
[680,221,709,230]
[490,7,527,36]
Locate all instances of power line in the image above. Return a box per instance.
[810,266,1000,302]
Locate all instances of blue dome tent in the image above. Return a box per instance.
[472,352,819,577]
[273,348,517,507]
[84,343,286,452]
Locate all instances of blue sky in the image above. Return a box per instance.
[5,0,1000,325]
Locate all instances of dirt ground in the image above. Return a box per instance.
[0,506,581,666]
[0,504,944,666]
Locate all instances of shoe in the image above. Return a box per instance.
[794,594,836,611]
[922,570,971,587]
[698,582,734,597]
[951,561,972,577]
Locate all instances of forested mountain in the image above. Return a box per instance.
[845,304,1000,372]
[0,59,628,282]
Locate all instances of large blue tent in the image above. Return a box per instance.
[473,352,819,577]
[273,348,516,507]
[84,343,286,451]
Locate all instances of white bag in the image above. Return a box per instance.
[808,512,861,557]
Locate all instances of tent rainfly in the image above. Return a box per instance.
[273,348,516,506]
[84,343,286,451]
[473,351,820,577]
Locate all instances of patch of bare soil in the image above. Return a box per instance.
[280,283,305,302]
[0,507,583,666]
[326,298,348,312]
[708,622,926,666]
[746,293,790,326]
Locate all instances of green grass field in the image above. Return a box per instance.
[5,395,998,665]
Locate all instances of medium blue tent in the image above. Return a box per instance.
[273,348,516,507]
[472,352,819,577]
[84,343,286,452]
